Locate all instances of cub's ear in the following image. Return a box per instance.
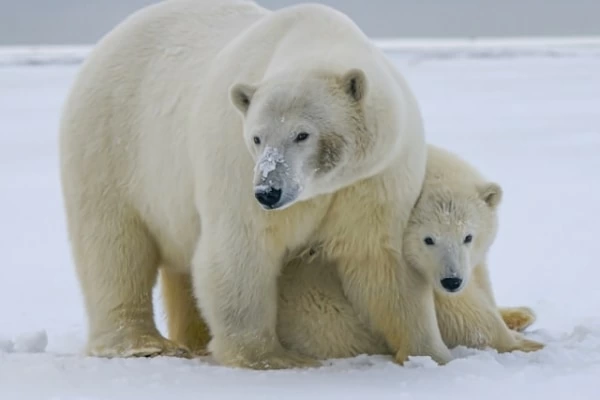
[478,182,503,209]
[230,83,257,114]
[341,68,367,102]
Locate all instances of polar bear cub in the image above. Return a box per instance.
[276,145,545,359]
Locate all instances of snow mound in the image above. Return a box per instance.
[0,330,48,354]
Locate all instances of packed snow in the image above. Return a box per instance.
[1,42,599,399]
[1,330,48,354]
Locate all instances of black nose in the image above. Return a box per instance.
[255,187,282,208]
[440,277,463,292]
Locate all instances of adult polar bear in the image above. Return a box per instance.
[59,0,450,369]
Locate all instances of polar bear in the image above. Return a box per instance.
[272,145,545,359]
[59,0,451,369]
[162,145,544,360]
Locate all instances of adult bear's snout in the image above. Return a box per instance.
[255,186,282,209]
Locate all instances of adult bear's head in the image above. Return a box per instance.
[230,68,372,210]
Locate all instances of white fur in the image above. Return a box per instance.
[59,0,449,369]
[275,145,545,359]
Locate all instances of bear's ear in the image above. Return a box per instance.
[341,68,368,102]
[478,182,503,209]
[230,83,257,114]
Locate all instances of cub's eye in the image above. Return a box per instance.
[253,136,261,145]
[424,237,435,246]
[464,234,473,244]
[295,132,309,142]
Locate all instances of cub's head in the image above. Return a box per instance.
[403,182,503,295]
[230,69,369,210]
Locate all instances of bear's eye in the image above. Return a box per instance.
[464,234,473,244]
[424,237,435,245]
[294,132,310,142]
[253,136,261,145]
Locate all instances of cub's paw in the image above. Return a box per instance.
[496,332,545,354]
[88,331,192,359]
[500,306,537,332]
[512,336,545,353]
[210,339,321,370]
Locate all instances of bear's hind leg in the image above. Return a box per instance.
[160,269,211,355]
[499,306,537,332]
[71,209,191,358]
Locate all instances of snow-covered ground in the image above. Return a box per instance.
[1,43,599,399]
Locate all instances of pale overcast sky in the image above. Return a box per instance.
[0,0,598,45]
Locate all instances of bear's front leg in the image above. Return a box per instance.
[470,264,538,332]
[336,248,453,365]
[480,312,545,354]
[191,230,320,370]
